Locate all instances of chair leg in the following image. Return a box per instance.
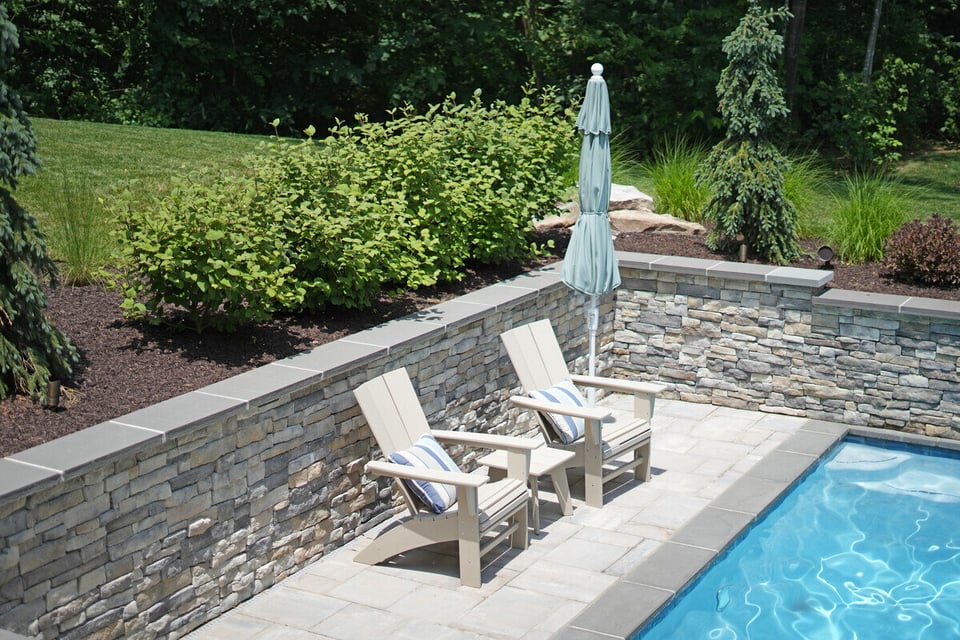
[584,420,605,508]
[458,513,482,588]
[583,447,603,509]
[635,442,651,482]
[550,468,574,516]
[510,503,529,550]
[354,517,456,566]
[530,479,541,535]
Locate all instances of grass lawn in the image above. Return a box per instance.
[894,147,960,221]
[17,117,271,222]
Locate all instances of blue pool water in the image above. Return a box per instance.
[636,438,960,639]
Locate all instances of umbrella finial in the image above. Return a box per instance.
[591,63,604,76]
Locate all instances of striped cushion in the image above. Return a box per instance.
[388,433,460,514]
[529,379,587,444]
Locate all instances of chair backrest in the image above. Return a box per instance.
[500,319,571,393]
[354,367,433,456]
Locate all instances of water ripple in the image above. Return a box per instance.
[638,441,960,639]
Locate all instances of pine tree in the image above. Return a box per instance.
[696,0,800,264]
[0,7,78,400]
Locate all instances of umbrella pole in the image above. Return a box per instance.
[587,294,599,406]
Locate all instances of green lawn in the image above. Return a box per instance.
[18,117,271,222]
[893,148,960,222]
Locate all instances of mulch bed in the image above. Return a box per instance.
[1,228,957,457]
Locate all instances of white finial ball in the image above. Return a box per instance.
[591,63,603,76]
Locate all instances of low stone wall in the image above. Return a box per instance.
[0,264,615,640]
[614,252,960,437]
[2,252,959,639]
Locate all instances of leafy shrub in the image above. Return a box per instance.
[641,134,709,222]
[112,87,576,330]
[808,59,918,170]
[880,214,960,287]
[113,170,303,333]
[826,173,910,264]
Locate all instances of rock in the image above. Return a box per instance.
[537,201,580,229]
[609,184,654,212]
[535,184,705,236]
[609,210,705,235]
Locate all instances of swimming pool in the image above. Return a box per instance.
[634,437,960,639]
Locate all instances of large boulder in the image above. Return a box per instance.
[536,184,705,236]
[608,210,705,235]
[609,184,654,213]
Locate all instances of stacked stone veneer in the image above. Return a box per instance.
[0,264,616,640]
[1,252,959,639]
[614,252,960,437]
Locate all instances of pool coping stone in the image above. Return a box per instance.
[556,420,849,640]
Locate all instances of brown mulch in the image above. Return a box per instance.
[1,229,957,457]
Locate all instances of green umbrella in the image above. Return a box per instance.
[561,63,620,400]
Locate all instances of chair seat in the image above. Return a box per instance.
[475,478,528,533]
[598,415,651,461]
[544,411,650,462]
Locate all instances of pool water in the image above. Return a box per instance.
[636,438,960,639]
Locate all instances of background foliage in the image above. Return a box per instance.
[7,1,959,159]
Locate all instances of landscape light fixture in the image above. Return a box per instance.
[818,245,835,268]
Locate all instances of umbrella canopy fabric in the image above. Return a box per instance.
[561,63,621,296]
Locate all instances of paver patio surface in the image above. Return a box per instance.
[185,397,814,640]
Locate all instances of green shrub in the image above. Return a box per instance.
[253,87,575,310]
[880,214,960,287]
[112,87,576,330]
[641,134,709,222]
[113,169,303,333]
[826,173,910,264]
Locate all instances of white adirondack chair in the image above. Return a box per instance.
[501,319,666,508]
[353,367,535,587]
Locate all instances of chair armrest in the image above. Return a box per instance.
[569,375,667,397]
[432,430,533,481]
[509,395,611,422]
[365,460,489,488]
[431,429,539,453]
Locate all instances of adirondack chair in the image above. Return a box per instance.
[353,367,536,587]
[501,319,666,508]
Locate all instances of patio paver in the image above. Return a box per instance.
[184,397,834,640]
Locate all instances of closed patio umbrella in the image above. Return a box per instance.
[561,63,620,404]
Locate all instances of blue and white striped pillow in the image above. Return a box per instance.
[529,379,587,445]
[388,433,460,514]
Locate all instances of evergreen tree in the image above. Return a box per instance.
[696,0,800,264]
[0,7,77,400]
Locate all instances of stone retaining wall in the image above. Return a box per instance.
[0,264,615,640]
[1,252,959,639]
[614,252,960,437]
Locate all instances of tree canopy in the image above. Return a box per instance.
[6,1,960,159]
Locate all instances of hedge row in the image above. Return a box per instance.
[113,88,576,332]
